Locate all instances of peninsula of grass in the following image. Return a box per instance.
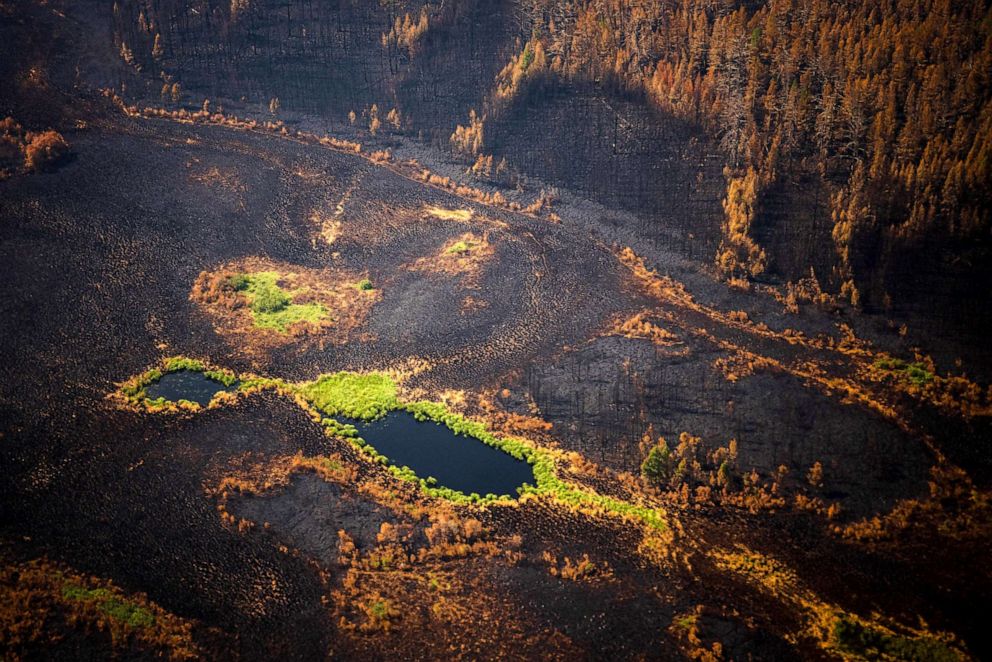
[115,360,666,531]
[229,271,329,332]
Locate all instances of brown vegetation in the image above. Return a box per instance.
[612,311,681,347]
[1,117,69,175]
[189,257,379,348]
[407,232,494,288]
[0,555,200,659]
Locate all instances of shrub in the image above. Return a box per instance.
[641,439,672,485]
[831,616,960,662]
[251,284,290,313]
[225,273,250,291]
[23,130,69,172]
[357,278,374,291]
[62,583,156,629]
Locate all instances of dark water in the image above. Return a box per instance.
[144,370,236,406]
[349,411,534,497]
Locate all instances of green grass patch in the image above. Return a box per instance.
[873,357,935,386]
[357,278,374,291]
[445,240,474,255]
[831,616,961,662]
[302,373,665,528]
[298,371,399,419]
[62,583,156,629]
[235,271,329,332]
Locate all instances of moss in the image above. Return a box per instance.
[62,583,156,629]
[831,615,961,662]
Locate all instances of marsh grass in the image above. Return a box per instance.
[236,271,329,332]
[298,372,399,419]
[117,359,666,531]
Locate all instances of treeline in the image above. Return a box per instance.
[508,0,992,306]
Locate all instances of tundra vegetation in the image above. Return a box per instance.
[190,260,379,343]
[228,271,329,332]
[3,1,990,656]
[116,358,668,530]
[0,556,199,658]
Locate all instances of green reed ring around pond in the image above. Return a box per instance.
[117,361,666,528]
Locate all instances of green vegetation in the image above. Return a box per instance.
[299,371,399,419]
[233,271,329,332]
[520,43,534,72]
[301,377,661,523]
[873,357,936,386]
[118,358,666,531]
[641,440,671,485]
[357,278,374,291]
[62,583,156,629]
[444,237,484,256]
[119,356,237,406]
[831,616,961,662]
[369,599,389,619]
[225,273,250,291]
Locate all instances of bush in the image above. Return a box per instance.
[641,440,672,485]
[23,130,69,172]
[357,278,374,291]
[251,283,290,313]
[225,273,250,291]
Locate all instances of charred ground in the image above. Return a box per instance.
[1,1,991,660]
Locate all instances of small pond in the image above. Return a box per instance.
[348,411,534,497]
[144,370,237,406]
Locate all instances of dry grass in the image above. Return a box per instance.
[407,232,494,287]
[423,206,473,222]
